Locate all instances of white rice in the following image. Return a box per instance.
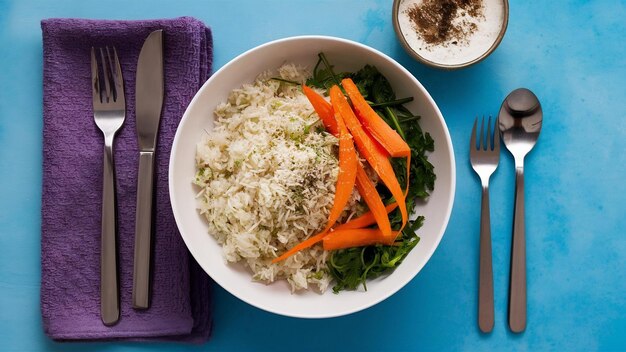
[194,64,362,292]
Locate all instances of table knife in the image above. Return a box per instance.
[133,29,164,309]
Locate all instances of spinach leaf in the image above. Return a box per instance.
[329,231,420,293]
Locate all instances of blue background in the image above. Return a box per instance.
[1,0,625,351]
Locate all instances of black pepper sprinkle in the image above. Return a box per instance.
[405,0,484,48]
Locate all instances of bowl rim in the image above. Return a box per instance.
[169,35,456,318]
[392,0,509,70]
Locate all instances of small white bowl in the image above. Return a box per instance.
[169,36,456,318]
[393,0,509,69]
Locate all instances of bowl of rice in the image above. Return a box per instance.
[169,36,455,318]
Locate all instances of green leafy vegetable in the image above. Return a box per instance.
[307,53,436,292]
[306,53,349,92]
[328,218,423,293]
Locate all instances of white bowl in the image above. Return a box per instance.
[169,36,456,318]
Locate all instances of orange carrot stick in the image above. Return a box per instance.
[329,85,408,230]
[342,78,410,158]
[302,85,338,135]
[354,166,391,237]
[323,228,399,251]
[342,78,412,193]
[334,203,398,231]
[271,231,328,263]
[321,108,358,232]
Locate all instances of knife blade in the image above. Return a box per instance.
[133,29,164,309]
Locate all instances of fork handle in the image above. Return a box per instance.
[478,184,495,333]
[509,166,526,333]
[101,139,119,325]
[133,151,155,309]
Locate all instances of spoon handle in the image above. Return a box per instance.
[478,184,494,333]
[509,167,526,333]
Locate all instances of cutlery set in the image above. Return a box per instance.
[91,28,541,331]
[91,30,164,325]
[470,88,542,334]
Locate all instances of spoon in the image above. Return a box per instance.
[498,88,542,333]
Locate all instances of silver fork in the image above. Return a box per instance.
[470,116,500,333]
[91,46,125,326]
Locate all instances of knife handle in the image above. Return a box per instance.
[133,151,154,309]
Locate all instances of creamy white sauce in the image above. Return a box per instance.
[398,0,505,66]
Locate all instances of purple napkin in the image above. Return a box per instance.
[40,17,213,342]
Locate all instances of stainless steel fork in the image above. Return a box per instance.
[91,46,125,326]
[470,116,500,333]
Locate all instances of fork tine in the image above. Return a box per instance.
[111,47,124,103]
[104,47,116,101]
[479,116,485,150]
[90,47,101,105]
[493,117,500,152]
[99,48,111,103]
[487,115,492,151]
[470,117,477,150]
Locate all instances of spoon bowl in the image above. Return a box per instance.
[499,88,542,160]
[498,88,542,333]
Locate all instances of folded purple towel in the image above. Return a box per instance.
[40,17,213,342]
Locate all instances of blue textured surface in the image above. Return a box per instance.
[1,0,625,350]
